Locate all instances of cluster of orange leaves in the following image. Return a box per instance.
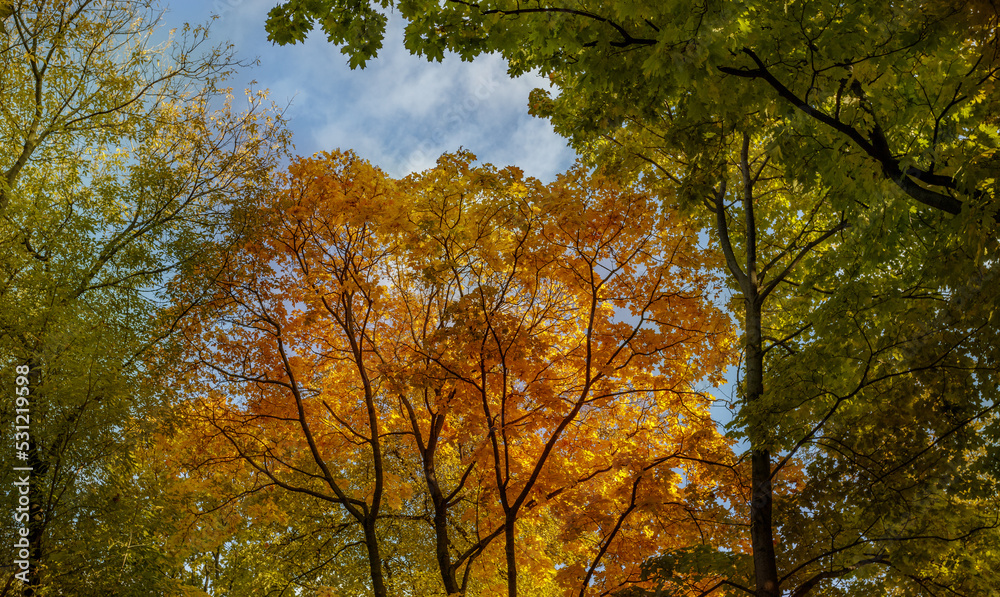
[169,149,742,596]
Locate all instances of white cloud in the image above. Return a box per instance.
[161,0,578,182]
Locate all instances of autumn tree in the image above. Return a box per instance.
[0,1,288,594]
[396,153,737,596]
[174,149,737,596]
[259,1,1000,595]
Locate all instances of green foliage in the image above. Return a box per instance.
[637,545,752,596]
[265,0,998,218]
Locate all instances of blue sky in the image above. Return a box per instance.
[160,0,578,181]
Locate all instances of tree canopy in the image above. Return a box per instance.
[262,1,1000,595]
[2,0,998,595]
[170,149,738,597]
[266,0,998,218]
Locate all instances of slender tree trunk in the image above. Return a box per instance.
[424,442,461,594]
[432,499,460,595]
[740,131,780,597]
[505,514,518,597]
[362,517,388,597]
[713,132,782,597]
[746,302,779,597]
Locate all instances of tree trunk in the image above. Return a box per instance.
[363,517,388,597]
[425,450,461,595]
[746,312,779,597]
[713,132,782,596]
[505,514,518,597]
[741,130,780,597]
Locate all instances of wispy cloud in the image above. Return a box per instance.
[162,0,577,181]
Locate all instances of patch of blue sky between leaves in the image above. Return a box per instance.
[161,0,578,181]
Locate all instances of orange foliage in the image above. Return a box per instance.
[175,149,738,596]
